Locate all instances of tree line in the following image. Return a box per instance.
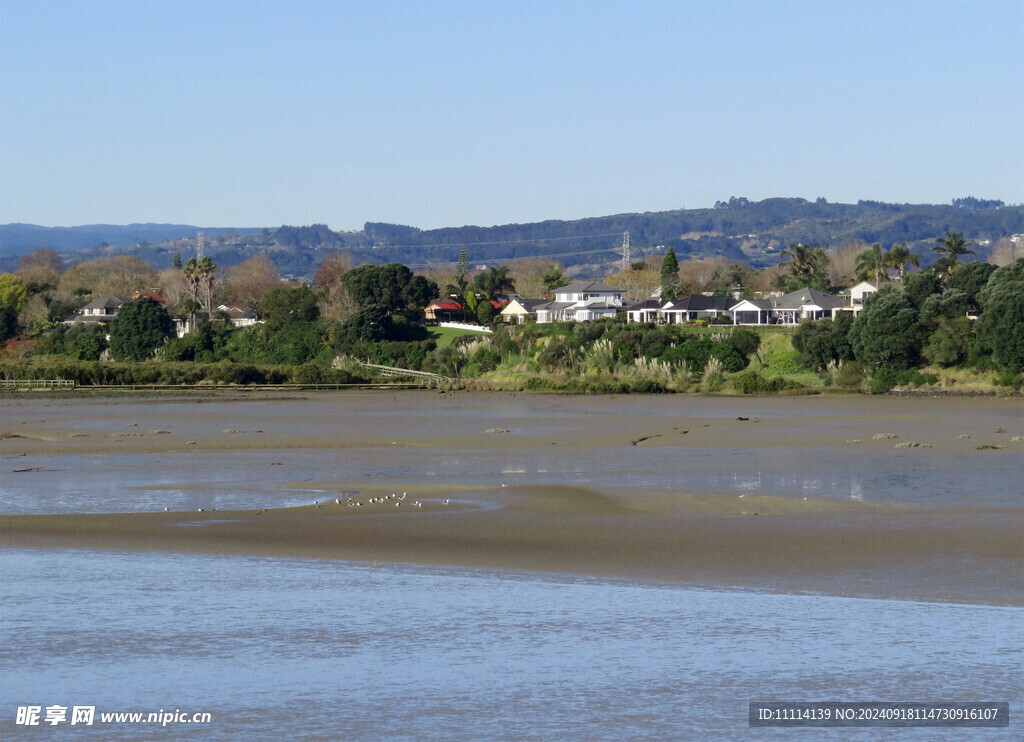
[1,234,1022,392]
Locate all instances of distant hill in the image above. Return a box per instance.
[0,223,263,259]
[3,198,1021,278]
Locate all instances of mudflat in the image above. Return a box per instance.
[2,391,1022,604]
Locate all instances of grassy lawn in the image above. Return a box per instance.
[429,325,492,348]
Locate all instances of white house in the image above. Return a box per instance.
[625,299,664,324]
[217,305,260,328]
[729,298,774,325]
[70,295,126,323]
[499,297,546,324]
[660,294,734,324]
[535,281,626,323]
[847,280,883,316]
[770,287,850,324]
[731,287,852,325]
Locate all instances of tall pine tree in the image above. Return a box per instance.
[456,245,469,283]
[661,246,679,301]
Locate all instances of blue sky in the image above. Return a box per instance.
[2,0,1022,230]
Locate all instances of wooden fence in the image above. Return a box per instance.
[0,379,75,389]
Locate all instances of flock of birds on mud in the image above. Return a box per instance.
[180,485,514,514]
[314,492,450,510]
[188,492,451,514]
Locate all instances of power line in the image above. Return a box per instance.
[401,244,629,270]
[366,231,624,251]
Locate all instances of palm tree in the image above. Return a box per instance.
[780,243,830,290]
[183,256,217,333]
[933,231,975,271]
[726,263,747,291]
[887,242,919,278]
[541,265,570,295]
[196,256,217,316]
[780,243,815,276]
[855,243,889,285]
[442,274,471,322]
[473,265,516,301]
[183,258,202,333]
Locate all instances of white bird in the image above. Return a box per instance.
[164,506,169,511]
[336,498,342,504]
[442,499,449,506]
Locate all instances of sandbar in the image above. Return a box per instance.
[2,392,1022,605]
[3,483,1020,606]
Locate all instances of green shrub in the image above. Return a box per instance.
[792,316,854,370]
[523,377,558,391]
[835,361,866,389]
[731,370,803,394]
[850,289,925,370]
[729,327,761,357]
[869,367,939,394]
[538,340,573,370]
[993,369,1023,389]
[588,381,631,394]
[629,379,668,394]
[710,342,747,372]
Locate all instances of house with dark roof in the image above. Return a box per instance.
[730,287,851,325]
[770,287,850,324]
[728,298,774,325]
[660,294,734,324]
[217,305,259,328]
[625,299,664,324]
[535,281,625,323]
[68,295,126,324]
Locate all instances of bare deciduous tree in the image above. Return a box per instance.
[58,256,158,298]
[16,247,63,289]
[314,251,358,321]
[989,238,1022,267]
[224,255,282,312]
[677,257,730,295]
[827,240,867,286]
[506,258,555,299]
[604,265,661,302]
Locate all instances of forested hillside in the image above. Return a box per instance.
[3,198,1021,278]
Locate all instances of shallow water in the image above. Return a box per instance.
[2,394,1021,738]
[1,548,1020,741]
[2,394,1021,513]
